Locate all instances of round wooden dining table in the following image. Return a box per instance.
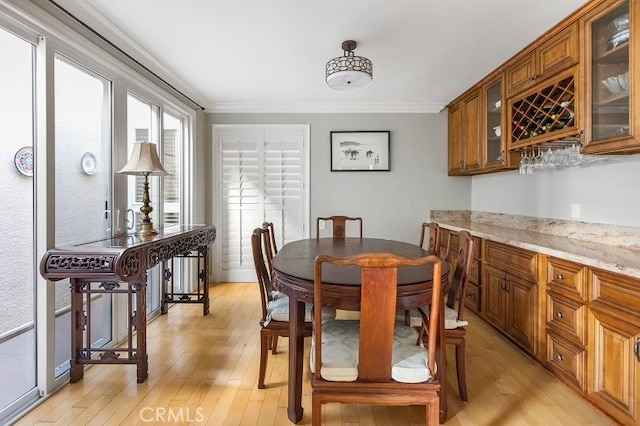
[271,237,450,424]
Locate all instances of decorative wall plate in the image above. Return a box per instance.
[14,146,34,177]
[81,152,97,175]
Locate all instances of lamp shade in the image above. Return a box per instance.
[326,40,373,91]
[118,142,168,176]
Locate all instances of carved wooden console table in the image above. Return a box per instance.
[40,224,216,383]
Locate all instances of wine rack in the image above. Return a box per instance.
[510,73,578,148]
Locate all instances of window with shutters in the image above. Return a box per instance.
[215,125,309,282]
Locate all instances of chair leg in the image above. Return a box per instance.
[271,335,278,355]
[258,331,268,389]
[455,340,468,401]
[311,394,322,426]
[427,398,439,425]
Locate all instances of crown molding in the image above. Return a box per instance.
[207,102,446,114]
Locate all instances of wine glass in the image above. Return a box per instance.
[519,150,530,175]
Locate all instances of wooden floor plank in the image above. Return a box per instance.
[14,282,614,425]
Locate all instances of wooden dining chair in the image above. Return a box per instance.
[316,215,363,239]
[419,222,441,257]
[414,230,474,401]
[251,227,312,389]
[403,222,442,326]
[311,252,442,425]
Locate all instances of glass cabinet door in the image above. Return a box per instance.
[585,0,630,146]
[485,80,504,167]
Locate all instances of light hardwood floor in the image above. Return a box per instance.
[15,283,613,425]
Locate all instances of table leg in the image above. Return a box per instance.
[287,295,305,423]
[133,277,148,383]
[202,247,210,315]
[69,278,85,383]
[160,260,169,315]
[437,291,447,423]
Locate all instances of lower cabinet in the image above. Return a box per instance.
[483,241,539,357]
[485,264,507,330]
[543,257,640,425]
[449,232,640,424]
[587,268,640,425]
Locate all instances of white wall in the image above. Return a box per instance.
[471,154,640,227]
[207,111,471,247]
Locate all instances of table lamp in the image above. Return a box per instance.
[118,141,168,236]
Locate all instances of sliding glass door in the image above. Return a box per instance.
[0,25,37,415]
[53,55,113,376]
[126,92,163,314]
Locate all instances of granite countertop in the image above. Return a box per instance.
[434,219,640,280]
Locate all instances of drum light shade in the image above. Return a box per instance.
[326,40,373,90]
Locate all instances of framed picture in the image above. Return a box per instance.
[330,131,390,171]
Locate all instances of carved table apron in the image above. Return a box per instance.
[40,224,216,383]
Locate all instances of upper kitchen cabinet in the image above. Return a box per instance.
[506,22,580,97]
[448,73,518,176]
[582,0,640,154]
[482,74,519,172]
[448,88,481,175]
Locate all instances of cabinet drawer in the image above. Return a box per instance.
[546,330,586,392]
[484,240,537,281]
[464,282,481,314]
[547,257,588,301]
[591,268,640,324]
[547,290,587,345]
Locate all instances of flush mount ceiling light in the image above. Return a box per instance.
[326,40,373,90]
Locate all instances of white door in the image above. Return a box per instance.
[214,125,309,282]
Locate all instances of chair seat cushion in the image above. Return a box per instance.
[267,291,312,323]
[310,319,433,383]
[407,306,468,329]
[267,292,336,324]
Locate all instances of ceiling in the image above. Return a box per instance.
[52,0,589,113]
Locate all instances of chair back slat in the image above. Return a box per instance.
[314,252,442,381]
[317,216,363,239]
[359,267,396,381]
[251,227,276,322]
[445,230,474,321]
[261,222,277,277]
[262,221,278,254]
[419,222,441,257]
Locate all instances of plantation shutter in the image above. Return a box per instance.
[263,128,304,248]
[217,125,307,282]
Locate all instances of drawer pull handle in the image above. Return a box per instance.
[556,274,565,281]
[556,312,564,319]
[555,354,564,362]
[635,338,640,363]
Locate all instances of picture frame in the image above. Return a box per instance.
[330,131,390,171]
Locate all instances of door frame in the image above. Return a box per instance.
[211,124,310,283]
